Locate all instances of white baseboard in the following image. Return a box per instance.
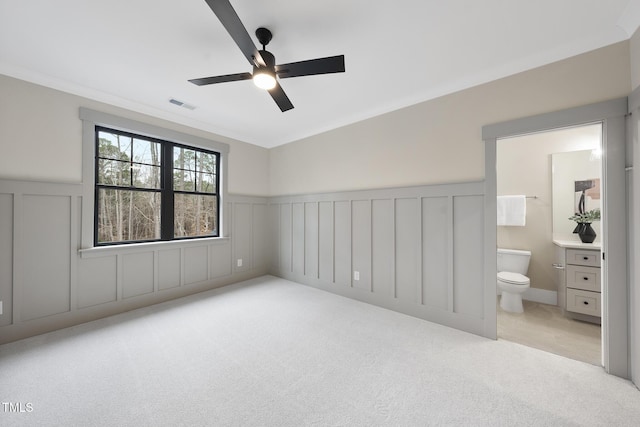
[497,287,558,306]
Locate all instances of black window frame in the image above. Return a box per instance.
[94,126,221,246]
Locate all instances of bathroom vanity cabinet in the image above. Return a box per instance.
[553,240,601,324]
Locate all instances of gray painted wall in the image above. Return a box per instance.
[0,178,268,344]
[268,182,488,336]
[628,36,639,389]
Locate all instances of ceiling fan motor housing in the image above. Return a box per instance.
[190,1,345,112]
[254,50,276,74]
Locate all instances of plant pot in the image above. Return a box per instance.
[578,222,596,243]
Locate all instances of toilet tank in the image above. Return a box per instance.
[497,248,531,274]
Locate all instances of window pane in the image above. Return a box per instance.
[97,189,161,243]
[98,159,131,186]
[197,172,216,193]
[133,138,161,166]
[132,164,161,189]
[98,131,131,161]
[174,146,196,171]
[174,194,218,238]
[197,151,217,174]
[173,167,195,191]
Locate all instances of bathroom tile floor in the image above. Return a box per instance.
[497,299,601,366]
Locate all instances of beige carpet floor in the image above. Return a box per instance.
[1,276,638,426]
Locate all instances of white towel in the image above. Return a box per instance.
[497,195,526,226]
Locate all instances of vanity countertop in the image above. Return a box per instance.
[553,239,601,250]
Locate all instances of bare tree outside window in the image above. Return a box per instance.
[95,128,219,245]
[173,146,218,238]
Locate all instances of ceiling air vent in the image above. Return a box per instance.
[169,98,196,110]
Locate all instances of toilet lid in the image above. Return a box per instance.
[497,271,530,285]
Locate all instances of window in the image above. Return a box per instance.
[172,145,219,238]
[95,127,220,245]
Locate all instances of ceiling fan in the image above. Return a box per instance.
[189,0,346,112]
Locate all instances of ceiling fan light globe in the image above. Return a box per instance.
[253,72,276,90]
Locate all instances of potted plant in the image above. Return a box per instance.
[569,208,600,243]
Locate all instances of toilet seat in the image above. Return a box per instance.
[497,271,530,285]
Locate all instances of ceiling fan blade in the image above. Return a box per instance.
[268,82,294,112]
[276,55,345,79]
[189,72,252,86]
[204,0,265,66]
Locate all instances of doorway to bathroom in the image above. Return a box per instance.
[483,98,629,378]
[496,123,602,366]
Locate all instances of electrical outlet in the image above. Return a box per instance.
[237,259,243,267]
[354,271,360,281]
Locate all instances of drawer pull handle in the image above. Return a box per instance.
[583,277,589,281]
[583,256,589,260]
[583,301,589,305]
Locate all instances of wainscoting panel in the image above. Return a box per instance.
[304,202,319,279]
[210,243,232,279]
[334,201,352,287]
[269,182,487,336]
[252,203,268,270]
[267,204,280,273]
[0,193,13,327]
[352,200,372,292]
[453,195,484,318]
[184,246,209,285]
[395,198,419,303]
[158,249,181,290]
[279,203,292,274]
[422,196,449,310]
[292,203,305,276]
[0,178,269,344]
[371,199,394,298]
[318,201,334,283]
[233,202,253,274]
[77,256,117,308]
[21,194,72,321]
[122,252,155,298]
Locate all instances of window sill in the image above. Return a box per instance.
[79,236,230,259]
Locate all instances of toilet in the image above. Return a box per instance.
[497,248,531,313]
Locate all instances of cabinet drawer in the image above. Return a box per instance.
[566,288,601,317]
[566,265,600,292]
[566,249,601,267]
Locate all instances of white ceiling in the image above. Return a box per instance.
[1,0,638,148]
